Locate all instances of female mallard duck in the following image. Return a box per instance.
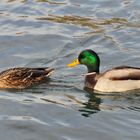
[68,49,140,93]
[0,67,54,89]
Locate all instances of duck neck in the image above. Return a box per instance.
[87,65,99,73]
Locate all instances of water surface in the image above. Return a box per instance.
[0,0,140,140]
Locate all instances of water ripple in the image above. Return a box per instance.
[0,0,140,140]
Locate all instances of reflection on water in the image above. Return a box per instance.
[37,0,67,5]
[79,91,140,117]
[37,15,128,30]
[79,94,101,117]
[7,0,28,3]
[0,0,140,140]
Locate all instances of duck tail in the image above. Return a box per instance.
[44,68,54,76]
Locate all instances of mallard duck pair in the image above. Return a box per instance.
[1,49,140,93]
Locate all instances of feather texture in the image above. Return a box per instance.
[0,67,54,89]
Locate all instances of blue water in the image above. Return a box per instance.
[0,0,140,140]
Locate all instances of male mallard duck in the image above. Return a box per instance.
[68,49,140,93]
[0,67,54,89]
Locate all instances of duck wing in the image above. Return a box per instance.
[104,66,140,80]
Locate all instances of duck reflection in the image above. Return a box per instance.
[79,89,102,117]
[79,87,140,117]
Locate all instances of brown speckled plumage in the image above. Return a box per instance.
[0,67,54,89]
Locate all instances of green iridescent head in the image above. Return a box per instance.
[68,49,100,73]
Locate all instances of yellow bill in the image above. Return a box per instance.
[67,59,80,67]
